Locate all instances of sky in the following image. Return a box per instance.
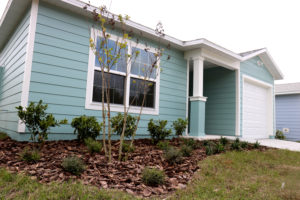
[1,0,300,84]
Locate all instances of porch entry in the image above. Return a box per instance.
[187,60,237,137]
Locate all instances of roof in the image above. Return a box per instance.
[0,0,284,80]
[276,82,300,95]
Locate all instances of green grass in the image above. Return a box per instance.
[0,169,138,200]
[171,149,300,200]
[0,132,9,140]
[1,149,300,199]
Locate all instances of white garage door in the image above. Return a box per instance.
[243,79,272,139]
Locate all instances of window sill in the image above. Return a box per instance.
[85,102,159,115]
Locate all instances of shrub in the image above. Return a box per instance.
[111,113,137,138]
[164,147,182,164]
[205,142,216,155]
[276,130,285,140]
[62,156,85,175]
[220,136,228,146]
[182,138,196,149]
[19,148,40,162]
[84,138,102,153]
[231,138,241,151]
[203,140,209,146]
[180,145,193,157]
[122,142,135,153]
[215,143,225,153]
[142,167,165,186]
[241,141,249,149]
[71,115,101,141]
[16,100,67,144]
[156,141,170,151]
[0,132,9,140]
[172,118,188,136]
[148,119,172,144]
[254,141,260,149]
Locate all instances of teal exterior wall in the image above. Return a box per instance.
[240,56,275,137]
[20,2,187,140]
[0,8,31,138]
[204,67,236,136]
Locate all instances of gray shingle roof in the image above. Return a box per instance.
[275,82,300,95]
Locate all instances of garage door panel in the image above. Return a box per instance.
[243,80,271,139]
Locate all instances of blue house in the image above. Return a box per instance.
[276,83,300,141]
[0,0,283,141]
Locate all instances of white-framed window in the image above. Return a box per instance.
[85,28,160,115]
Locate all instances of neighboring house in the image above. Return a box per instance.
[276,83,300,141]
[0,0,283,141]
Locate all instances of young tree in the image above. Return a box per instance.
[84,4,170,162]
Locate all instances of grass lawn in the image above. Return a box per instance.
[1,149,300,199]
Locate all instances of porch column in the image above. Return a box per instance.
[189,57,207,137]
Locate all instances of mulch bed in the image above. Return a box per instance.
[0,137,268,198]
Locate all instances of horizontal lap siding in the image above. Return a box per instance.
[276,94,300,141]
[0,9,30,138]
[204,67,236,136]
[240,56,274,136]
[27,2,187,140]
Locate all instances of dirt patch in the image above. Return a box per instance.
[0,137,268,198]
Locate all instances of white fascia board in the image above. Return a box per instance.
[241,48,267,61]
[0,0,13,27]
[275,91,300,95]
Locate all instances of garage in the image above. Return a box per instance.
[242,76,273,139]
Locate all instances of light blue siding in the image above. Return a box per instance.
[204,67,236,136]
[240,56,275,136]
[24,2,187,140]
[0,9,31,138]
[276,94,300,141]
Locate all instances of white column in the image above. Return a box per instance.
[193,57,204,97]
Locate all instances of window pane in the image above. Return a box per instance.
[92,70,125,105]
[129,78,155,108]
[95,37,127,73]
[131,47,157,79]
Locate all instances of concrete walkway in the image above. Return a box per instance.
[184,135,300,152]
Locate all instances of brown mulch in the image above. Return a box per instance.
[0,137,268,197]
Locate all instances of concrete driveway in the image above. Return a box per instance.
[185,135,300,152]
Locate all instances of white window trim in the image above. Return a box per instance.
[85,28,160,115]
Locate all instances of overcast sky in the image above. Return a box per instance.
[1,0,299,84]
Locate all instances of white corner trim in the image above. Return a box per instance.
[235,69,240,136]
[189,96,207,102]
[185,60,189,136]
[85,27,160,115]
[18,0,39,133]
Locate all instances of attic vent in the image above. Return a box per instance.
[257,60,264,66]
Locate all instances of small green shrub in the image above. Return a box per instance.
[172,118,188,136]
[84,138,102,153]
[254,141,260,149]
[275,130,285,140]
[111,113,137,138]
[122,142,135,153]
[231,138,241,151]
[220,136,228,146]
[164,147,183,164]
[71,115,101,141]
[241,141,249,149]
[16,100,67,144]
[62,156,85,175]
[205,142,216,155]
[0,132,9,140]
[142,167,165,186]
[180,145,193,157]
[215,143,225,153]
[203,140,209,146]
[182,138,196,149]
[20,148,40,162]
[148,119,172,144]
[156,141,170,151]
